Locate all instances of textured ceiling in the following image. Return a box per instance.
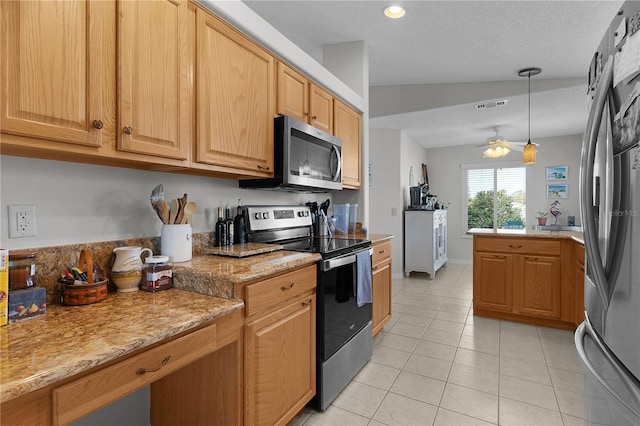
[243,0,623,149]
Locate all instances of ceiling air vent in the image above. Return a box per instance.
[474,99,509,110]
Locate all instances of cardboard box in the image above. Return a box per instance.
[0,249,7,326]
[8,287,46,323]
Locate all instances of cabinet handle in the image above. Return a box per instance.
[372,266,378,271]
[509,245,522,249]
[281,283,294,291]
[494,255,506,259]
[301,298,313,307]
[304,112,310,117]
[123,126,133,135]
[257,165,271,171]
[311,115,317,120]
[135,355,170,375]
[579,266,585,273]
[525,256,538,261]
[379,249,385,254]
[92,120,103,129]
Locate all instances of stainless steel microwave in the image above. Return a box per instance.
[240,115,342,192]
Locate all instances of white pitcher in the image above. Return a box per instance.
[111,246,152,293]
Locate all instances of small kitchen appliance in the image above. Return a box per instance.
[244,205,372,410]
[240,116,343,192]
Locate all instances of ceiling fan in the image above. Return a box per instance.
[476,126,538,158]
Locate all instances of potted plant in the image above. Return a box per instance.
[536,211,548,226]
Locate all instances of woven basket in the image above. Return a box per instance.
[60,249,108,306]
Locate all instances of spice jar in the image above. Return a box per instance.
[8,251,36,290]
[141,255,173,292]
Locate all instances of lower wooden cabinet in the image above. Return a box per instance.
[242,265,316,426]
[472,235,578,330]
[372,240,392,336]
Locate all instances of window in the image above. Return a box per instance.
[462,163,527,232]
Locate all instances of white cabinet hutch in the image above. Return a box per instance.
[404,210,448,279]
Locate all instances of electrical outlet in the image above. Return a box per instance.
[8,205,36,238]
[391,207,398,216]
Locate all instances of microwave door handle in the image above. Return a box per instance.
[331,145,342,182]
[581,54,613,308]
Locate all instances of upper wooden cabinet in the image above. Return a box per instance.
[194,9,275,177]
[117,0,191,162]
[277,62,334,134]
[1,0,109,148]
[334,99,361,189]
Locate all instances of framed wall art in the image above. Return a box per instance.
[546,166,568,181]
[547,184,568,199]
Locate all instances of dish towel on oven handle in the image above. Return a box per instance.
[355,250,372,307]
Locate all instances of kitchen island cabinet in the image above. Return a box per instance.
[470,230,585,330]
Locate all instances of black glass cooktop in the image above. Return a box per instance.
[279,237,370,257]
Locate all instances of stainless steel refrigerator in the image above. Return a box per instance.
[575,1,640,424]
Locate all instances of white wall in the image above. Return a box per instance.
[369,128,429,277]
[0,156,329,249]
[424,134,583,262]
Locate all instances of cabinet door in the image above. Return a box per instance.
[513,255,561,319]
[309,83,333,134]
[372,258,392,336]
[245,294,315,426]
[118,0,190,162]
[473,252,513,312]
[1,0,107,147]
[195,9,274,177]
[277,62,309,123]
[334,99,361,189]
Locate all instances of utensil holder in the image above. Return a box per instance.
[60,248,108,306]
[161,224,192,262]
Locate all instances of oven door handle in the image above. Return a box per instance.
[320,248,372,272]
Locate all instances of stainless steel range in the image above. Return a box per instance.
[244,205,373,410]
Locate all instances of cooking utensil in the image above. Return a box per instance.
[175,198,184,225]
[159,200,170,224]
[181,202,197,224]
[150,184,164,204]
[168,199,179,225]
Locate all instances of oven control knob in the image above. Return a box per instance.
[254,212,262,220]
[262,212,269,219]
[297,211,304,217]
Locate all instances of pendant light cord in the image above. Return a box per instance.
[528,73,531,144]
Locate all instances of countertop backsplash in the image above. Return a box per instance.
[18,232,215,305]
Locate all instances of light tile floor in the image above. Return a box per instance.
[292,263,585,426]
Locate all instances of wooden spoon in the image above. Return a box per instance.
[175,198,185,225]
[168,199,179,225]
[180,202,197,224]
[159,200,170,224]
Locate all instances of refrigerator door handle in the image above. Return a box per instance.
[580,54,614,307]
[576,319,640,418]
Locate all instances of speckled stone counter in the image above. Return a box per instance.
[0,289,243,402]
[468,228,584,245]
[329,232,393,244]
[174,251,321,298]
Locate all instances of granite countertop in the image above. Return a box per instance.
[174,250,321,298]
[329,232,393,244]
[468,228,584,245]
[0,289,243,403]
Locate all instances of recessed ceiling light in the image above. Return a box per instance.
[384,5,405,19]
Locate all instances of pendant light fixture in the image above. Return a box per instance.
[518,67,541,164]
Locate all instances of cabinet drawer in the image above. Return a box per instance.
[475,237,561,255]
[372,240,392,265]
[245,265,316,317]
[53,322,217,425]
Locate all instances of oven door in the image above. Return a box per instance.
[317,247,372,361]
